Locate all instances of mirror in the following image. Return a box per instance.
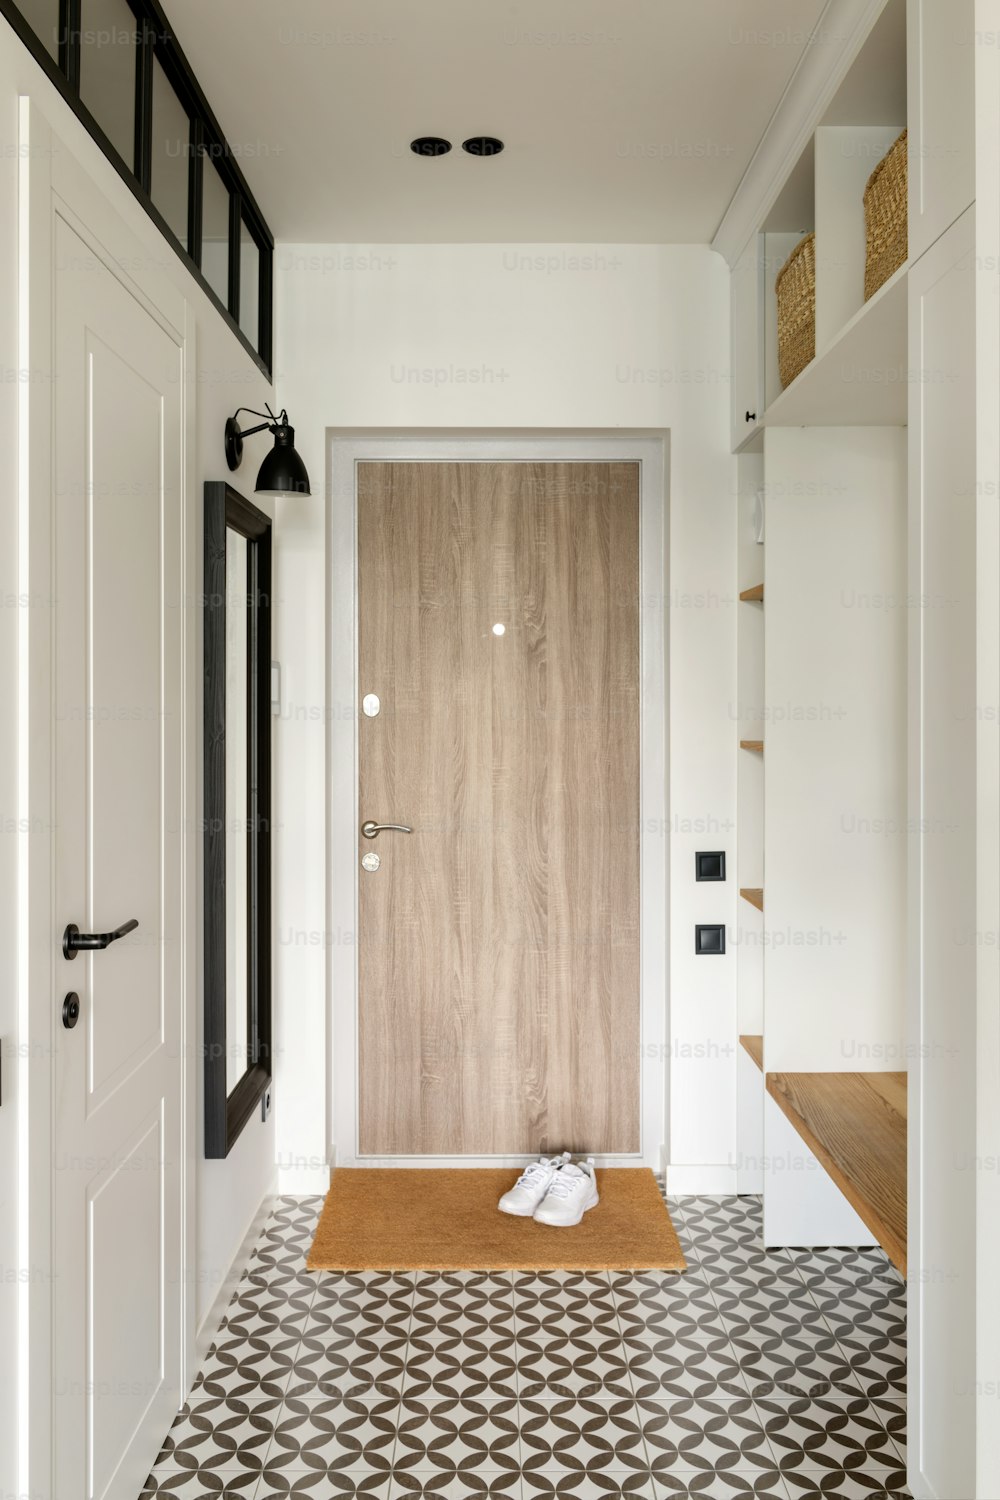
[225,530,249,1095]
[204,483,272,1158]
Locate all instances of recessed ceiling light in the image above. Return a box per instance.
[462,136,504,157]
[410,136,451,157]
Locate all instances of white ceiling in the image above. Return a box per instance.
[164,0,829,244]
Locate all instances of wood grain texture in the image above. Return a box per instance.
[740,583,764,602]
[740,1035,764,1072]
[740,740,764,754]
[358,462,640,1156]
[765,1071,907,1274]
[740,887,765,912]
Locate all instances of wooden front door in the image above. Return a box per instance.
[358,461,640,1155]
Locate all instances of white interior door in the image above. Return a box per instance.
[52,212,184,1500]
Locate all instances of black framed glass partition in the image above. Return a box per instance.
[203,482,272,1158]
[0,0,273,375]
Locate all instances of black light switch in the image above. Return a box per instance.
[695,924,726,955]
[695,851,726,882]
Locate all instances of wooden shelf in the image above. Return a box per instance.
[766,1071,907,1275]
[740,740,764,754]
[762,263,908,429]
[740,887,764,912]
[739,584,764,603]
[740,1034,764,1072]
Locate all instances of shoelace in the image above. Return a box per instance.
[545,1165,590,1200]
[514,1158,557,1190]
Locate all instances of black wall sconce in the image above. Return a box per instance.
[225,405,311,498]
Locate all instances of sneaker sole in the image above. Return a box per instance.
[533,1192,600,1228]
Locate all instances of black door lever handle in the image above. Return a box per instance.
[63,918,139,960]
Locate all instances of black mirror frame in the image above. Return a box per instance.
[204,481,272,1158]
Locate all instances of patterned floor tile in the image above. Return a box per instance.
[394,1395,520,1475]
[610,1274,729,1341]
[834,1335,906,1397]
[638,1396,774,1474]
[256,1474,394,1498]
[521,1472,655,1498]
[285,1340,410,1401]
[711,1282,829,1342]
[265,1395,399,1473]
[152,1396,281,1472]
[781,1469,909,1499]
[650,1474,788,1499]
[621,1335,751,1400]
[389,1479,522,1500]
[729,1331,860,1402]
[145,1190,907,1500]
[140,1468,260,1498]
[411,1273,516,1342]
[519,1395,646,1474]
[757,1392,901,1474]
[517,1335,634,1401]
[405,1337,520,1399]
[512,1273,619,1341]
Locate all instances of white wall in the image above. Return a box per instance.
[0,27,278,1471]
[273,242,738,1191]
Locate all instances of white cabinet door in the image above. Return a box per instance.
[52,210,184,1500]
[731,235,763,450]
[908,0,975,261]
[907,204,977,1500]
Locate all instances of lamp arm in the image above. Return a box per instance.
[235,419,273,439]
[230,405,289,432]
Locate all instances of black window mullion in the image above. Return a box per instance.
[187,114,203,265]
[58,0,80,91]
[228,186,242,324]
[258,239,272,370]
[133,15,154,191]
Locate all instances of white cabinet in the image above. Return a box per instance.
[730,234,763,450]
[907,204,977,1500]
[908,0,975,261]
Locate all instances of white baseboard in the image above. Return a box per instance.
[907,1467,935,1500]
[193,1174,278,1373]
[277,1164,332,1194]
[664,1163,740,1195]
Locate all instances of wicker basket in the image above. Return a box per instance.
[775,233,816,390]
[864,130,908,301]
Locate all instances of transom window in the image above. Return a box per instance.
[1,0,273,374]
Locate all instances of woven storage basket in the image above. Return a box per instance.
[864,129,907,301]
[775,232,816,390]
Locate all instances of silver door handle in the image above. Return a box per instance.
[361,820,413,839]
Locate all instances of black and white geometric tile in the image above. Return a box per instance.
[141,1189,910,1500]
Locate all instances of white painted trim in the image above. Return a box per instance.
[712,0,892,267]
[18,95,191,1500]
[194,1179,277,1365]
[665,1163,739,1195]
[327,431,669,1170]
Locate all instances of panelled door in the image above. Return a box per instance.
[52,213,184,1500]
[357,461,640,1156]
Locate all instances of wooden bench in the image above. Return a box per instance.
[765,1070,907,1276]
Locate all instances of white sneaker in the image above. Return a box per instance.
[498,1153,571,1217]
[533,1157,599,1227]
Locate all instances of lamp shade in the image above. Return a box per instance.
[255,423,311,498]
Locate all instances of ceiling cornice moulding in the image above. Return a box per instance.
[712,0,892,266]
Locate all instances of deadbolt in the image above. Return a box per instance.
[361,851,380,872]
[62,992,81,1029]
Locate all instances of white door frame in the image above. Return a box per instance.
[327,431,669,1169]
[17,97,197,1497]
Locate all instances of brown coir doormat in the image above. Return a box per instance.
[306,1168,687,1273]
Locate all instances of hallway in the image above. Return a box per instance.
[142,1190,908,1498]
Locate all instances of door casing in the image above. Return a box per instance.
[328,432,669,1169]
[18,97,197,1498]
